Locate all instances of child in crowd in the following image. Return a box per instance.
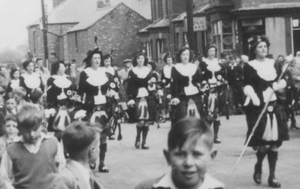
[0,115,19,159]
[51,121,104,189]
[12,87,29,112]
[135,117,224,189]
[0,104,65,189]
[0,93,17,136]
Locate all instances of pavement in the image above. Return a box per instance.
[94,115,300,189]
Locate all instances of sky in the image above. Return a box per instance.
[0,0,53,51]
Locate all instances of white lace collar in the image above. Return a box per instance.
[85,67,108,87]
[132,66,151,79]
[203,58,221,72]
[10,79,20,89]
[52,75,72,88]
[248,58,277,81]
[22,73,41,89]
[163,64,173,79]
[104,66,115,76]
[174,63,197,77]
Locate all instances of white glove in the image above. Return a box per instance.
[273,79,286,91]
[167,94,171,99]
[157,89,163,96]
[44,108,56,118]
[74,109,87,120]
[170,98,180,105]
[127,99,135,106]
[244,85,260,106]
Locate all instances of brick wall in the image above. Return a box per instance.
[28,23,76,64]
[67,4,150,67]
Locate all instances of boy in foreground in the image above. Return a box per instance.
[135,117,224,189]
[0,104,65,189]
[50,121,104,189]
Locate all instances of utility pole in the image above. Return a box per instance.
[186,0,197,53]
[41,0,49,68]
[168,0,175,56]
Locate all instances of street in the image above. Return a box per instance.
[94,115,300,189]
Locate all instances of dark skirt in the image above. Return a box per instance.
[245,101,289,147]
[172,94,203,124]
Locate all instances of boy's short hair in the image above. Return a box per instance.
[168,117,214,151]
[17,104,44,130]
[4,114,17,124]
[63,122,102,159]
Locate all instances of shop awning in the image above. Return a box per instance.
[232,2,300,12]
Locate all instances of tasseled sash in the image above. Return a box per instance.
[262,105,279,141]
[187,99,200,118]
[138,97,149,120]
[53,106,71,131]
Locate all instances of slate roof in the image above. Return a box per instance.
[68,5,118,32]
[172,4,210,22]
[232,2,300,11]
[29,0,151,26]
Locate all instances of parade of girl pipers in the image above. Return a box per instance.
[0,0,300,189]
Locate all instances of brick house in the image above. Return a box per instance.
[27,0,151,67]
[140,0,300,63]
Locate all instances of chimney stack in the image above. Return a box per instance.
[53,0,67,9]
[97,0,110,9]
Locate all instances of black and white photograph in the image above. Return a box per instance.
[0,0,300,189]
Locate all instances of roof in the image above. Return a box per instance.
[28,0,151,26]
[139,17,170,33]
[68,5,118,32]
[172,4,210,22]
[233,2,300,11]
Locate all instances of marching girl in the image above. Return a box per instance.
[78,48,117,173]
[19,60,44,104]
[200,46,225,143]
[160,53,174,122]
[5,68,20,95]
[127,52,153,150]
[46,61,75,140]
[170,47,203,125]
[102,54,122,140]
[243,36,289,188]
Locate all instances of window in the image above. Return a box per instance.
[33,29,36,53]
[75,32,78,52]
[211,20,235,54]
[158,0,163,18]
[146,41,152,60]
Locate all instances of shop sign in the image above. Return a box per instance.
[193,17,207,31]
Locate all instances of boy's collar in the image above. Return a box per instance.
[153,170,224,189]
[18,132,49,143]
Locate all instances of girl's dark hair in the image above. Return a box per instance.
[163,53,174,63]
[168,117,214,151]
[205,45,218,58]
[85,48,103,68]
[249,35,270,61]
[176,47,192,63]
[10,67,20,79]
[148,61,157,71]
[132,52,148,67]
[101,54,113,67]
[51,61,65,75]
[23,60,33,70]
